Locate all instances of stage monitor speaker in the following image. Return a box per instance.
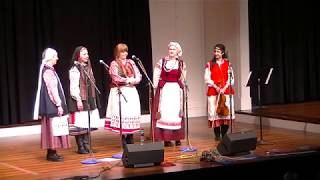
[217,131,257,156]
[122,142,164,168]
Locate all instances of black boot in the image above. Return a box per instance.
[175,140,181,146]
[221,125,229,138]
[214,127,221,141]
[75,135,88,154]
[122,135,127,147]
[47,149,63,162]
[82,133,97,153]
[126,134,134,144]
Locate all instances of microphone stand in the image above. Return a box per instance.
[101,62,127,158]
[179,61,196,152]
[228,65,233,133]
[134,57,155,142]
[78,64,101,164]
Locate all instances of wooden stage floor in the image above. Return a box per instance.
[0,116,320,180]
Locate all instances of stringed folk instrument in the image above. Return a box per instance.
[216,94,229,116]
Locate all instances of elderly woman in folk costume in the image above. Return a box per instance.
[68,46,103,154]
[204,43,235,141]
[104,43,142,146]
[33,48,70,162]
[152,41,186,147]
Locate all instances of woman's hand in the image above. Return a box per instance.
[220,85,228,94]
[57,106,64,116]
[77,100,83,111]
[213,84,221,93]
[127,77,135,85]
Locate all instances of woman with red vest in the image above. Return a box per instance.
[204,44,235,141]
[152,41,186,147]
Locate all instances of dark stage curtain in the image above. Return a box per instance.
[248,0,320,106]
[0,0,153,125]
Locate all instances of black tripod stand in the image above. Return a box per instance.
[246,68,273,145]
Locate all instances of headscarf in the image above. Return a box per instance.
[42,48,57,64]
[71,46,96,99]
[168,41,183,57]
[33,48,57,120]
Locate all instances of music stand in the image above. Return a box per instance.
[245,67,273,145]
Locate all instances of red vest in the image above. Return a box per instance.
[207,59,234,96]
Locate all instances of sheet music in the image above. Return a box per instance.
[245,71,252,87]
[265,68,273,85]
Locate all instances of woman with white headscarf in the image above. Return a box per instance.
[33,48,70,162]
[152,41,186,147]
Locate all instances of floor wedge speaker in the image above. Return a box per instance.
[122,142,164,168]
[217,131,257,156]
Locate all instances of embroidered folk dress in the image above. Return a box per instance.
[34,64,70,149]
[152,58,186,141]
[105,59,142,134]
[204,59,235,128]
[69,65,103,128]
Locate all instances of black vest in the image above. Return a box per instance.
[39,65,68,118]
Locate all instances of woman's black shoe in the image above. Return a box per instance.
[164,141,173,147]
[175,140,181,146]
[47,149,63,162]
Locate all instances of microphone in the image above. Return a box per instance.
[99,60,110,69]
[131,55,140,61]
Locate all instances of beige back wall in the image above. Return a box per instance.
[149,0,251,117]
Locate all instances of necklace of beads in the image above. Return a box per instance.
[164,59,178,72]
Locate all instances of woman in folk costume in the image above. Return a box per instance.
[204,44,235,141]
[68,46,103,154]
[33,48,70,162]
[152,41,186,147]
[105,43,142,145]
